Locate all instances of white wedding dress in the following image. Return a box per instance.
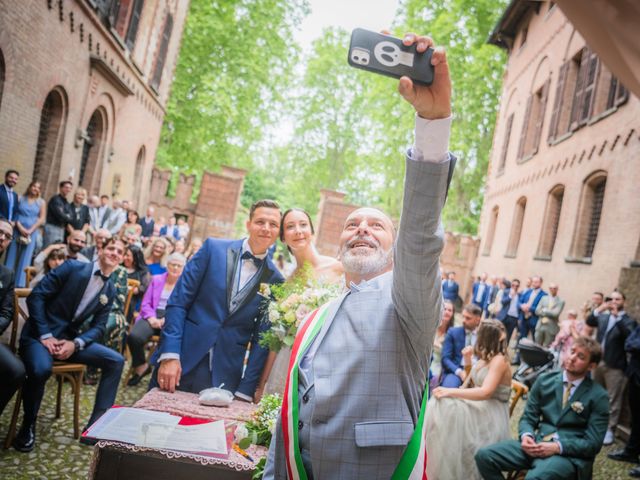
[425,364,511,480]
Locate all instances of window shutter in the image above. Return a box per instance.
[498,113,514,173]
[150,14,173,91]
[579,51,599,125]
[547,61,568,143]
[125,0,144,50]
[569,47,589,130]
[532,79,550,155]
[518,95,533,160]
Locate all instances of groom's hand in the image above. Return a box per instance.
[397,34,451,120]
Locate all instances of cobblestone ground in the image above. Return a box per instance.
[0,368,635,479]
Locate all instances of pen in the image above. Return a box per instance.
[233,443,255,462]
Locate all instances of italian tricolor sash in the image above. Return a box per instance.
[281,303,429,480]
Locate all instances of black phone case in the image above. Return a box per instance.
[347,28,434,86]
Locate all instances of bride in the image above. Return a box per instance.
[279,208,343,283]
[425,319,512,480]
[255,208,343,399]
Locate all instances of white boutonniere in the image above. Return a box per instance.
[99,294,109,306]
[258,283,271,298]
[571,401,584,414]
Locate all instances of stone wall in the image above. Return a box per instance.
[314,189,360,257]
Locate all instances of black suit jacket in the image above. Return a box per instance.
[587,311,636,370]
[46,194,73,227]
[139,217,155,238]
[0,265,15,335]
[0,185,19,222]
[625,324,640,384]
[70,203,90,231]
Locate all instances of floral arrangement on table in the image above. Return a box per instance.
[258,267,342,352]
[233,393,283,478]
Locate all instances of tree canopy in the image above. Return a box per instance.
[157,0,508,234]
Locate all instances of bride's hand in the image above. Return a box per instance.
[433,387,451,399]
[397,34,451,120]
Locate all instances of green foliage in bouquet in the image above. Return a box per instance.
[258,265,342,352]
[244,393,283,449]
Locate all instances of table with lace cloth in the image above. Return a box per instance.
[89,388,267,480]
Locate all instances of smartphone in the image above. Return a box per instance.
[348,28,435,86]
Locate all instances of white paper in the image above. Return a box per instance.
[86,407,180,444]
[136,420,228,455]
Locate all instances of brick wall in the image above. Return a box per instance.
[0,0,189,207]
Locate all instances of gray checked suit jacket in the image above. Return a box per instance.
[264,153,455,479]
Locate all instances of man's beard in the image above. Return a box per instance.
[339,235,393,277]
[68,244,82,255]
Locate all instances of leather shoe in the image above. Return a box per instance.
[127,365,151,387]
[630,466,640,478]
[13,422,36,452]
[608,448,639,463]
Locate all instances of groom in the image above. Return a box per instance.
[153,200,285,400]
[263,33,455,479]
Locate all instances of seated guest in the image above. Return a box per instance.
[441,303,482,387]
[0,220,24,417]
[29,247,66,288]
[608,323,640,477]
[475,336,609,480]
[126,253,186,386]
[81,228,111,262]
[426,319,512,479]
[550,310,585,366]
[13,238,126,452]
[430,299,455,390]
[442,271,459,303]
[144,238,168,275]
[173,239,186,254]
[122,245,151,321]
[34,230,89,274]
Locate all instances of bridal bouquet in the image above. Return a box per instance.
[259,269,342,352]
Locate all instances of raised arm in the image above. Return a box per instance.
[391,34,454,357]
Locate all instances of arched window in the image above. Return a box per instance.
[79,108,107,195]
[33,88,68,199]
[0,49,5,111]
[150,13,173,91]
[569,172,607,260]
[505,197,527,257]
[482,205,499,256]
[536,185,564,259]
[133,146,146,205]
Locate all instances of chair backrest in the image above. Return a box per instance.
[9,288,32,353]
[124,278,141,319]
[24,267,36,288]
[510,379,529,417]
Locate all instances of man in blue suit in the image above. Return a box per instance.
[471,272,489,310]
[441,304,482,387]
[0,169,19,223]
[13,238,126,452]
[442,271,459,303]
[154,200,285,401]
[518,275,547,342]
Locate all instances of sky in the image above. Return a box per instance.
[293,0,401,51]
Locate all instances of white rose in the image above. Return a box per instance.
[234,424,249,443]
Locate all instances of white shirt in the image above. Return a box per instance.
[237,239,268,292]
[508,291,519,317]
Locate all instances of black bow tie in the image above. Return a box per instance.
[94,270,110,281]
[241,250,263,267]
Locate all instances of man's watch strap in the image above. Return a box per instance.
[73,339,84,351]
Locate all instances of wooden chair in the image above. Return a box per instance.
[123,279,140,320]
[23,266,36,288]
[4,289,86,449]
[509,379,528,417]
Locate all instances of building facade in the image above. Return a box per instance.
[0,0,189,207]
[475,0,639,312]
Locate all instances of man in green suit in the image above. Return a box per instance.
[475,336,609,480]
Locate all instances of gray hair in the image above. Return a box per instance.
[166,252,187,265]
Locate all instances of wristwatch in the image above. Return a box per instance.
[73,339,83,351]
